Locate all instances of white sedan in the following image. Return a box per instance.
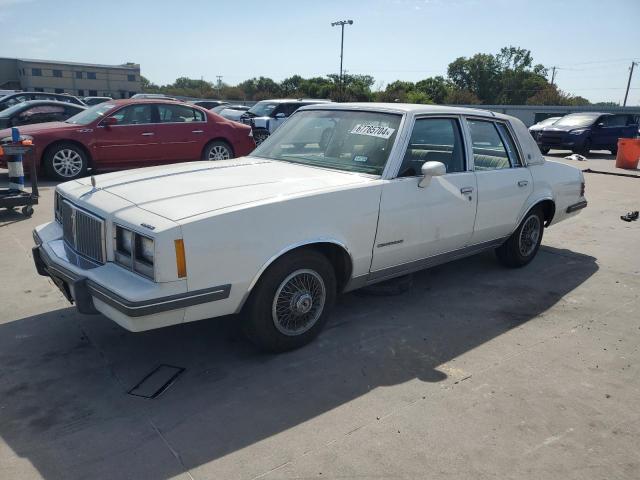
[33,103,587,352]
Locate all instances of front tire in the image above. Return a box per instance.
[44,142,88,181]
[203,141,234,161]
[495,207,544,268]
[253,128,270,146]
[243,250,336,352]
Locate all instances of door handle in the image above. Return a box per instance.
[192,130,204,134]
[460,186,474,194]
[141,132,154,136]
[518,180,529,187]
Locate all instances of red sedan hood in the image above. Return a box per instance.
[0,121,78,138]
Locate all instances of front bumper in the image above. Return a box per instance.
[33,228,231,329]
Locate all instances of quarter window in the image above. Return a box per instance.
[495,123,521,166]
[398,118,466,177]
[157,104,205,122]
[467,120,513,171]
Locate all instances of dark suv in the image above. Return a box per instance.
[536,112,639,155]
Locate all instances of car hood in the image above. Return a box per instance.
[0,121,76,138]
[72,157,374,222]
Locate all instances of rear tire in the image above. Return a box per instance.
[496,207,544,268]
[242,250,336,352]
[539,147,550,155]
[610,145,618,156]
[44,142,88,181]
[203,140,234,161]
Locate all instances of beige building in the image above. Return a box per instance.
[0,57,141,99]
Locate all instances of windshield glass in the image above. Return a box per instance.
[554,114,599,128]
[65,103,115,125]
[251,109,401,175]
[247,101,278,117]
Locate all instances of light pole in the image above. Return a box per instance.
[331,19,353,100]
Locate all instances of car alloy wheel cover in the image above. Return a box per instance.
[208,145,231,160]
[272,268,326,336]
[519,214,541,257]
[52,149,83,177]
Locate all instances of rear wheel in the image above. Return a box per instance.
[44,142,88,181]
[495,207,544,268]
[539,147,550,155]
[203,141,233,161]
[610,145,618,156]
[242,250,336,352]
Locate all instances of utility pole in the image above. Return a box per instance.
[550,66,557,86]
[331,19,353,101]
[623,61,637,107]
[216,75,223,98]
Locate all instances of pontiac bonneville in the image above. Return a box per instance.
[32,103,587,352]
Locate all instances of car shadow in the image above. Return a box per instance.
[0,246,598,479]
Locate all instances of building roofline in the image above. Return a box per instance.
[0,57,139,70]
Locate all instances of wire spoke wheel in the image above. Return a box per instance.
[208,145,231,160]
[518,214,541,257]
[272,269,326,336]
[52,149,83,178]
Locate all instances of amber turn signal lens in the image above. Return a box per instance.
[21,139,33,146]
[0,146,4,156]
[174,239,187,278]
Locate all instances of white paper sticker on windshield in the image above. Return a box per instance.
[350,124,395,139]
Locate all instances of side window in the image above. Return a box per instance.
[467,120,512,171]
[398,118,465,177]
[16,105,66,125]
[109,105,153,125]
[284,103,301,116]
[604,115,627,127]
[495,123,521,166]
[157,104,204,123]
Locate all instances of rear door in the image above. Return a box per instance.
[467,118,533,245]
[91,103,160,169]
[153,103,207,162]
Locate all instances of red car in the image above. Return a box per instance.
[0,99,255,180]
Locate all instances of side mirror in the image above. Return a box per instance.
[418,161,446,188]
[275,113,286,119]
[102,116,118,127]
[596,122,605,128]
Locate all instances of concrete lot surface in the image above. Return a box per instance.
[0,152,638,479]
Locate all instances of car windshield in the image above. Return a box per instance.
[247,101,278,117]
[251,109,402,175]
[65,103,115,125]
[554,114,599,128]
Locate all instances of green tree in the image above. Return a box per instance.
[415,76,449,104]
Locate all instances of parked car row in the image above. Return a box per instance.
[530,112,639,155]
[0,99,255,180]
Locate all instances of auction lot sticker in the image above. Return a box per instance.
[350,124,395,139]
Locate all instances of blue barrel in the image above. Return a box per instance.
[7,127,24,192]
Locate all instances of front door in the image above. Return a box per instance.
[91,103,160,169]
[466,118,533,244]
[371,117,477,274]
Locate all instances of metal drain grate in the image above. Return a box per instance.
[127,364,185,399]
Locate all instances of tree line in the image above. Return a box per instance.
[142,46,611,106]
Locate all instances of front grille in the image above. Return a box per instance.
[61,200,105,263]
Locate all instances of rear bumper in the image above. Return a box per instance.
[566,200,588,213]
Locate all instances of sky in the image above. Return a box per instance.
[0,0,639,105]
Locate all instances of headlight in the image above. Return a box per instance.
[114,224,154,279]
[569,129,587,135]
